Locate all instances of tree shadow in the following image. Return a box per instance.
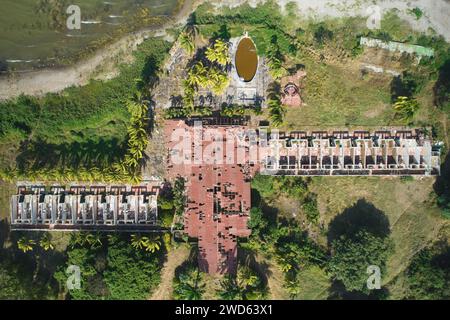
[328,280,390,300]
[174,245,200,278]
[212,24,231,42]
[188,46,209,69]
[431,238,450,270]
[237,247,270,288]
[0,218,9,249]
[267,82,281,101]
[0,58,7,73]
[251,187,279,227]
[433,151,450,203]
[185,12,198,32]
[169,95,183,108]
[327,198,390,246]
[16,137,127,171]
[141,55,161,90]
[433,58,450,108]
[1,231,65,299]
[390,71,421,102]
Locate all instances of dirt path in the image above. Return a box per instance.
[253,254,289,299]
[150,244,191,300]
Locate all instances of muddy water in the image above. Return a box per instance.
[235,37,258,82]
[0,0,179,71]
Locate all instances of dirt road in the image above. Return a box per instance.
[149,244,191,300]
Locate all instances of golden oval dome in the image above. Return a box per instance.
[235,37,258,82]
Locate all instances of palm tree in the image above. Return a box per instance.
[186,69,202,90]
[184,21,199,40]
[70,232,86,247]
[85,233,102,249]
[217,266,265,300]
[211,71,230,94]
[285,279,301,298]
[39,233,54,251]
[393,96,419,122]
[218,275,243,300]
[206,40,230,66]
[237,266,260,288]
[143,236,161,253]
[123,98,149,173]
[173,267,205,300]
[268,99,285,127]
[267,56,286,79]
[107,233,120,245]
[17,237,35,253]
[192,62,208,87]
[131,234,149,250]
[179,31,195,55]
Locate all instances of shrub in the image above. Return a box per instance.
[405,246,450,299]
[328,230,392,294]
[393,96,419,122]
[302,194,320,224]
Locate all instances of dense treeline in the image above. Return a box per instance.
[405,242,450,299]
[0,230,166,300]
[54,233,164,300]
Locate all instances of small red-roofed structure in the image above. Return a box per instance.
[280,69,307,107]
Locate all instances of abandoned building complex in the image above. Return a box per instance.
[10,185,159,231]
[164,119,441,274]
[8,34,442,277]
[261,129,440,176]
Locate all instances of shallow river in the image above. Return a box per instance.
[0,0,179,71]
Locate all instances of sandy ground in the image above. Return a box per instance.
[0,0,449,100]
[217,0,450,41]
[149,244,191,300]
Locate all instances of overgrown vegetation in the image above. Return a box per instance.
[54,233,164,300]
[251,174,318,224]
[407,7,423,20]
[180,39,230,113]
[0,37,171,183]
[328,230,392,295]
[393,96,420,123]
[404,242,450,299]
[246,174,330,297]
[173,248,206,300]
[217,265,268,300]
[0,231,65,299]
